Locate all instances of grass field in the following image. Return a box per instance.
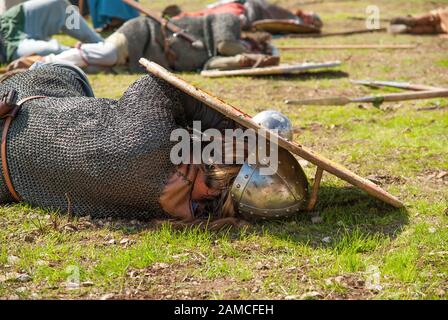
[0,0,447,300]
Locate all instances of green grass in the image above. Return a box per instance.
[1,0,448,300]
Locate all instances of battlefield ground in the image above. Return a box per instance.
[0,0,447,300]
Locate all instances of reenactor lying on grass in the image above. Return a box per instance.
[163,0,323,32]
[0,63,309,227]
[389,7,448,35]
[6,13,279,73]
[0,0,103,64]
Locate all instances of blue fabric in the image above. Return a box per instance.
[13,0,102,60]
[88,0,140,28]
[23,0,101,42]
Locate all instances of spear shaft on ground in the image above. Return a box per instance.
[285,90,448,106]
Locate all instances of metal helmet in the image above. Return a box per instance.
[252,110,294,141]
[231,110,307,219]
[230,148,309,220]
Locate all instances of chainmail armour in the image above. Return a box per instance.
[117,13,242,72]
[244,0,296,24]
[0,65,192,219]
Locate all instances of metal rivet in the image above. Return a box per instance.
[236,184,241,188]
[244,175,249,179]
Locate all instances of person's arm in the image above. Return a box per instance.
[61,4,103,43]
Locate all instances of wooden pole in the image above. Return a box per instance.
[122,0,203,48]
[286,89,448,106]
[78,0,84,16]
[200,61,341,78]
[306,168,324,211]
[139,58,404,208]
[286,28,387,38]
[278,44,418,50]
[351,80,445,92]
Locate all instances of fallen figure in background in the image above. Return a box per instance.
[7,13,279,73]
[163,0,323,33]
[0,0,103,64]
[0,63,309,227]
[389,7,448,35]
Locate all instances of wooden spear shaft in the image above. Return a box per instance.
[286,28,387,38]
[139,58,404,208]
[278,44,418,50]
[350,80,445,91]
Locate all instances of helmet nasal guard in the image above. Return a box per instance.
[231,110,308,220]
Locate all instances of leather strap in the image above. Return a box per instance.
[1,95,46,202]
[160,20,178,69]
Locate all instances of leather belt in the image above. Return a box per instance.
[0,90,46,202]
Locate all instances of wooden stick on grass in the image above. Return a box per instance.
[278,44,418,50]
[285,90,448,106]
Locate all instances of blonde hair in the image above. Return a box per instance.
[201,163,241,219]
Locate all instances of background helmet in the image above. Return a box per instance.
[252,110,294,141]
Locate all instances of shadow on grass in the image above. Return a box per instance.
[249,185,409,249]
[95,184,408,251]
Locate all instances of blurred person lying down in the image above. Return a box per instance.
[0,0,102,64]
[163,0,323,31]
[7,13,279,73]
[389,7,448,35]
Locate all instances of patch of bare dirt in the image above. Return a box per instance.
[324,274,378,300]
[418,169,448,186]
[108,261,247,300]
[366,174,408,186]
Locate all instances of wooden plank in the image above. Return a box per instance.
[200,61,341,78]
[139,58,404,208]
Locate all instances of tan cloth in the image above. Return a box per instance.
[217,40,249,56]
[159,164,197,220]
[105,32,129,66]
[159,164,222,220]
[204,53,280,70]
[435,7,448,33]
[0,0,26,15]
